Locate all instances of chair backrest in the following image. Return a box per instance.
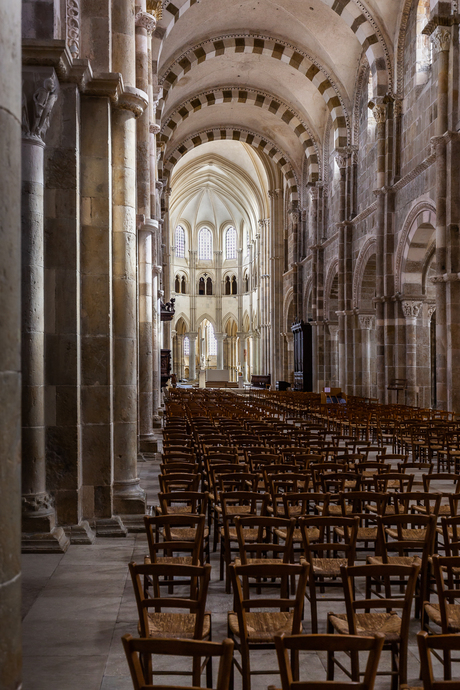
[376,513,437,562]
[230,560,309,639]
[417,630,460,690]
[431,554,460,632]
[372,472,414,493]
[340,562,420,643]
[274,633,385,690]
[159,472,202,493]
[423,473,460,494]
[282,491,330,520]
[122,634,234,690]
[339,491,388,521]
[300,516,359,563]
[143,513,206,565]
[391,491,442,516]
[128,561,211,638]
[158,491,209,516]
[234,515,296,564]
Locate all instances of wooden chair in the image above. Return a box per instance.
[228,560,309,690]
[336,491,388,553]
[220,491,270,592]
[144,513,206,567]
[159,472,202,493]
[299,515,359,633]
[368,513,437,622]
[234,515,295,566]
[128,561,212,686]
[274,633,384,690]
[417,630,460,687]
[122,635,234,690]
[327,562,420,690]
[423,555,460,667]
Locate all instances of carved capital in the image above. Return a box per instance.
[427,304,436,319]
[150,122,161,134]
[431,27,451,53]
[22,492,54,515]
[116,86,148,118]
[334,149,348,169]
[151,85,163,108]
[135,10,157,32]
[372,103,387,125]
[22,67,59,142]
[155,180,164,193]
[147,0,163,21]
[66,0,80,57]
[358,314,375,330]
[328,324,339,338]
[401,300,423,319]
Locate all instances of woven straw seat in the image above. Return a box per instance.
[385,527,426,541]
[328,611,402,641]
[146,611,211,638]
[220,526,258,541]
[275,526,320,542]
[367,555,421,567]
[312,557,348,576]
[336,526,377,541]
[154,555,193,565]
[169,527,209,541]
[328,504,353,516]
[228,611,293,641]
[423,602,460,631]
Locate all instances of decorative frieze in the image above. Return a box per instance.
[358,315,375,330]
[66,0,80,57]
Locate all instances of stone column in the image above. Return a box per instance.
[269,190,283,385]
[136,5,157,446]
[162,186,172,351]
[328,324,339,388]
[373,101,387,403]
[335,151,347,391]
[359,315,375,399]
[402,301,423,407]
[237,333,245,379]
[21,67,69,553]
[215,333,225,370]
[188,332,197,380]
[431,27,451,410]
[111,0,147,520]
[0,0,22,682]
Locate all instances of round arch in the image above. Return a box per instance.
[395,200,436,294]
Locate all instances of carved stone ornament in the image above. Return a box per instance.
[150,123,161,134]
[431,27,451,54]
[401,300,423,319]
[155,180,164,193]
[66,0,80,57]
[117,86,149,118]
[359,314,375,330]
[372,104,387,125]
[147,0,163,21]
[22,492,53,514]
[135,10,157,33]
[328,324,339,338]
[427,304,436,320]
[22,67,59,142]
[334,150,348,169]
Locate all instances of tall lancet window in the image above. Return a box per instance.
[198,227,212,260]
[175,225,185,258]
[207,323,217,356]
[226,226,237,260]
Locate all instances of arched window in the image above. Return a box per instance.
[206,277,213,295]
[207,323,217,356]
[198,227,212,260]
[231,275,237,295]
[174,275,180,292]
[244,273,249,293]
[226,226,237,260]
[184,336,190,356]
[416,0,431,86]
[225,276,231,295]
[199,277,205,295]
[175,225,185,258]
[181,276,186,294]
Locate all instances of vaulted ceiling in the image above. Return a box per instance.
[154,0,403,188]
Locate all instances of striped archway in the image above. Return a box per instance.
[158,34,350,147]
[163,126,300,203]
[160,86,321,181]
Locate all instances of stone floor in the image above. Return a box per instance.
[22,440,450,690]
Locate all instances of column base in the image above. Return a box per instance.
[152,416,162,429]
[118,514,147,533]
[22,526,70,554]
[139,436,158,453]
[64,520,96,545]
[94,516,128,538]
[113,480,146,516]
